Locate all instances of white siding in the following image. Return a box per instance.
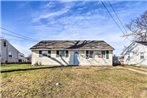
[123,42,147,66]
[31,50,113,66]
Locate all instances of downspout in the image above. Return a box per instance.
[17,51,19,63]
[6,41,8,63]
[0,42,1,64]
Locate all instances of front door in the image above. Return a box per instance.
[70,51,79,65]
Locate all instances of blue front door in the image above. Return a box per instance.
[70,51,79,65]
[73,51,79,65]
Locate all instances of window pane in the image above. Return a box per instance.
[89,51,93,58]
[56,50,67,57]
[102,51,105,58]
[56,50,59,57]
[106,51,109,59]
[48,51,51,57]
[8,52,12,57]
[59,50,66,57]
[39,50,42,54]
[4,41,6,47]
[86,50,94,58]
[40,50,51,57]
[140,52,144,59]
[60,51,64,56]
[42,51,48,56]
[39,50,42,57]
[128,55,130,61]
[66,50,68,57]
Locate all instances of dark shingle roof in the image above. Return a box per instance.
[136,41,147,46]
[30,40,114,50]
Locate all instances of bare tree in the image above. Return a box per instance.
[124,11,147,41]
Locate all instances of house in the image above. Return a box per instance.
[0,39,27,63]
[26,55,32,63]
[30,40,114,66]
[121,41,147,66]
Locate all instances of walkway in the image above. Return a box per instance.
[119,66,147,75]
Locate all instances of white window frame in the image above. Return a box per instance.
[140,52,144,59]
[56,50,68,57]
[39,50,51,57]
[86,50,94,58]
[8,52,12,57]
[106,50,109,59]
[127,55,130,61]
[101,51,105,58]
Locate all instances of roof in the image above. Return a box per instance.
[30,40,114,50]
[121,41,147,56]
[0,39,22,54]
[136,41,147,46]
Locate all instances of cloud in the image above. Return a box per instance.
[31,1,127,41]
[32,1,76,23]
[3,1,146,56]
[32,8,69,22]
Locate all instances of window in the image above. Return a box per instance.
[42,51,48,56]
[93,51,101,58]
[101,51,105,58]
[4,41,6,47]
[140,52,144,59]
[39,50,51,57]
[48,51,51,57]
[19,53,24,57]
[89,51,94,58]
[20,55,24,57]
[8,52,12,57]
[127,55,130,61]
[56,50,59,57]
[56,50,68,57]
[39,50,42,57]
[66,50,68,57]
[86,50,94,58]
[106,51,109,59]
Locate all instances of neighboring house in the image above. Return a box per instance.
[122,41,147,66]
[118,56,124,65]
[26,55,32,63]
[30,40,114,66]
[0,39,27,63]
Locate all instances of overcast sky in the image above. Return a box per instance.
[1,0,147,56]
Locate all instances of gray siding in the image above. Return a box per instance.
[0,39,26,63]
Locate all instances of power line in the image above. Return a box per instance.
[1,32,38,42]
[1,31,38,42]
[0,27,35,40]
[108,1,128,34]
[0,27,38,41]
[101,1,126,35]
[0,27,38,42]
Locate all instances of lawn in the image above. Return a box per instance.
[1,64,147,98]
[122,65,147,72]
[1,64,33,71]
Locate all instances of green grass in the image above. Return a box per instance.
[1,64,33,71]
[1,64,147,98]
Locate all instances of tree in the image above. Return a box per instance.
[124,11,147,41]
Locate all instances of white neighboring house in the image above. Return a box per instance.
[30,40,114,66]
[0,39,27,63]
[122,41,147,66]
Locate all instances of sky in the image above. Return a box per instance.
[1,0,147,57]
